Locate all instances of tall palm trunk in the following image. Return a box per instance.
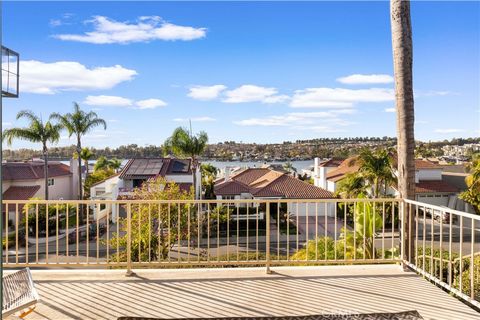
[43,144,49,200]
[77,136,83,200]
[391,0,416,265]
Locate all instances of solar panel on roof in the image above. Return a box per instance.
[126,159,163,176]
[171,160,189,173]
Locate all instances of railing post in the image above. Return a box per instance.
[401,199,413,271]
[265,202,271,274]
[400,200,406,269]
[125,203,135,277]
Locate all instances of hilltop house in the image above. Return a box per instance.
[313,156,463,210]
[214,168,335,217]
[89,158,201,222]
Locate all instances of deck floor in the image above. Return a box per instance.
[5,265,479,320]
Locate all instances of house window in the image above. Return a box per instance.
[48,178,55,186]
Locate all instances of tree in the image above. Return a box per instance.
[283,161,297,175]
[51,103,107,200]
[391,0,416,264]
[108,158,122,172]
[459,153,480,214]
[200,163,218,199]
[163,126,208,199]
[357,148,397,198]
[94,156,122,172]
[84,168,115,199]
[2,110,62,199]
[109,177,196,262]
[336,173,368,199]
[75,147,94,178]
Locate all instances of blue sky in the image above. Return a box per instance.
[2,1,479,149]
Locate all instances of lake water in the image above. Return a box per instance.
[202,160,314,172]
[68,159,315,173]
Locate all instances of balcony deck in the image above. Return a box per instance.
[5,265,479,320]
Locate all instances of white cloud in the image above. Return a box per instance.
[21,60,137,94]
[234,110,354,127]
[84,95,133,107]
[419,90,453,97]
[188,85,227,101]
[337,74,394,85]
[2,122,12,127]
[223,85,288,104]
[135,98,167,109]
[54,16,206,44]
[173,117,216,122]
[434,129,466,134]
[290,87,394,108]
[385,107,396,113]
[84,96,166,110]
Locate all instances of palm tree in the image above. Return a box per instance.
[200,163,218,199]
[2,110,62,200]
[283,161,297,175]
[356,148,397,198]
[391,0,415,264]
[94,156,122,172]
[336,173,368,199]
[51,103,106,200]
[93,156,109,172]
[163,126,208,199]
[108,158,122,172]
[75,148,94,178]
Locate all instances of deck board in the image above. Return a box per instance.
[5,265,479,320]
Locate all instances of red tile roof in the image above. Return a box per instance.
[2,162,71,180]
[415,180,458,194]
[319,158,345,168]
[252,174,334,199]
[215,168,334,199]
[231,168,271,186]
[215,180,251,195]
[326,156,443,183]
[3,185,41,200]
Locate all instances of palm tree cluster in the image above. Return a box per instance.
[336,148,397,199]
[2,103,107,200]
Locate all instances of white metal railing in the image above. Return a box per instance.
[2,198,401,270]
[2,198,478,307]
[402,199,480,308]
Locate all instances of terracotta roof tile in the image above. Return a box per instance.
[415,180,458,194]
[215,168,334,199]
[2,162,71,180]
[214,180,250,195]
[231,168,271,185]
[319,158,345,168]
[326,155,443,183]
[253,175,334,199]
[3,185,41,200]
